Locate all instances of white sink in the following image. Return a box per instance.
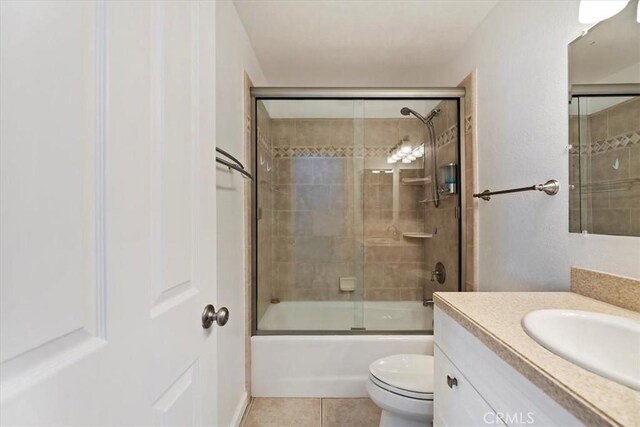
[522,309,640,391]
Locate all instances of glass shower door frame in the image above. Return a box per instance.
[250,88,467,336]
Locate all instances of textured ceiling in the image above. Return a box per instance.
[233,0,499,86]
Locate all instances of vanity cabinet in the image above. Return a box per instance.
[434,346,505,426]
[433,307,582,426]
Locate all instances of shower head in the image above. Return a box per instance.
[401,105,442,209]
[400,107,440,124]
[400,107,427,123]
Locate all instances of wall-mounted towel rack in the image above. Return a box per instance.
[216,147,254,181]
[473,179,559,201]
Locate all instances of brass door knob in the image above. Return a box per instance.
[202,304,230,329]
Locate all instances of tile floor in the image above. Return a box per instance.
[240,398,381,427]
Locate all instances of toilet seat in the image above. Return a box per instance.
[368,354,434,400]
[369,373,433,400]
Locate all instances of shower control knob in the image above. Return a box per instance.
[202,304,230,329]
[430,262,446,285]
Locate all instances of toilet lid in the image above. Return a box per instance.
[369,354,434,395]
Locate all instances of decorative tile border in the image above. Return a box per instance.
[569,130,640,155]
[271,124,460,158]
[436,124,458,149]
[257,128,272,153]
[272,146,391,158]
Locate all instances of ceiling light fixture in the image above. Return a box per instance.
[578,0,629,24]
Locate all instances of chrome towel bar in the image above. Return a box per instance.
[216,147,254,181]
[473,179,559,201]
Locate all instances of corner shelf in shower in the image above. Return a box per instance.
[401,177,431,185]
[402,232,433,239]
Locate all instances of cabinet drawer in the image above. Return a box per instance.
[434,346,505,426]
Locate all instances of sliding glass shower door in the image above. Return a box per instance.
[254,99,366,332]
[252,92,462,334]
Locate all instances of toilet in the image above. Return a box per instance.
[366,354,434,427]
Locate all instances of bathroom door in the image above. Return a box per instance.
[0,1,218,425]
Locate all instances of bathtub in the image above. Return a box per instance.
[258,300,433,331]
[252,301,433,397]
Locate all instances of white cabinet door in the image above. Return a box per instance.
[434,346,503,427]
[0,1,219,425]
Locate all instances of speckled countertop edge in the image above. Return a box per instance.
[433,292,640,427]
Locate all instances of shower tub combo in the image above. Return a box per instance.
[253,301,433,397]
[250,88,465,398]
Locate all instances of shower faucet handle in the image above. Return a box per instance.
[430,262,446,284]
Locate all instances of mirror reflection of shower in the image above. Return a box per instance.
[400,107,441,208]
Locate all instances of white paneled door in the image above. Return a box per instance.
[1,1,219,425]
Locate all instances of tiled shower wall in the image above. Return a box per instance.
[264,116,430,302]
[271,154,358,301]
[362,168,426,302]
[569,97,640,236]
[423,101,460,296]
[460,73,478,292]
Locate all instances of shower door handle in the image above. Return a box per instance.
[202,304,229,329]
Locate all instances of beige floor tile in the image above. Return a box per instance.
[321,398,381,427]
[242,398,321,427]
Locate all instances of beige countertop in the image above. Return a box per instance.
[433,292,640,427]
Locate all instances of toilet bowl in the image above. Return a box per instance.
[366,354,434,427]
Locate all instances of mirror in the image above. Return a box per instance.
[568,0,640,236]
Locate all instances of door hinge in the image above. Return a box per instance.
[454,206,460,219]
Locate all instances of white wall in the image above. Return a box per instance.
[597,61,640,84]
[439,0,640,289]
[215,2,266,425]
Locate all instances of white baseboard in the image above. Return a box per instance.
[230,392,249,427]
